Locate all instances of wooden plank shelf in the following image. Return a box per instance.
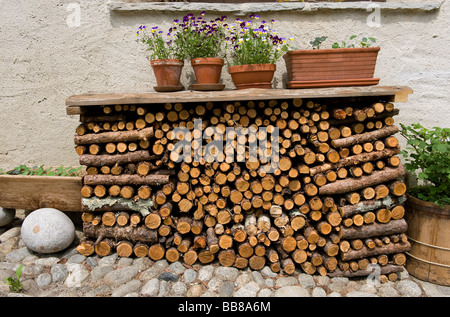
[66,86,413,115]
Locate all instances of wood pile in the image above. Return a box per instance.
[74,97,409,280]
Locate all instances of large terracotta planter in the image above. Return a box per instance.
[283,47,380,88]
[405,193,450,286]
[150,59,184,92]
[228,63,276,90]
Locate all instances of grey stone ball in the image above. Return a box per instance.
[21,208,75,254]
[0,208,15,227]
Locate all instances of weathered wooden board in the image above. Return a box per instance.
[66,86,413,115]
[0,175,82,212]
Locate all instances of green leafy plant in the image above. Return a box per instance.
[332,35,377,48]
[172,12,228,59]
[400,123,450,207]
[310,36,327,49]
[227,14,293,66]
[2,165,82,177]
[4,265,24,293]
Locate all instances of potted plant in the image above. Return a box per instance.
[400,123,450,286]
[227,15,292,89]
[136,25,186,92]
[283,35,380,89]
[173,12,228,91]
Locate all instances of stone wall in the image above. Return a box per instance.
[0,0,448,169]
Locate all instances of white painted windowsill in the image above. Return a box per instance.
[107,1,443,15]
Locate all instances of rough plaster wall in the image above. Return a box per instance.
[0,0,449,170]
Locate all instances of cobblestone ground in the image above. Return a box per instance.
[1,213,449,298]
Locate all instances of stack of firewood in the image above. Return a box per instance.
[74,98,409,280]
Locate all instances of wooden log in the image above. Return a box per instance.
[331,125,398,148]
[144,212,161,229]
[176,217,192,234]
[116,212,130,227]
[218,249,236,267]
[116,240,133,257]
[219,234,233,250]
[94,185,107,198]
[133,242,149,258]
[95,238,114,257]
[376,208,392,224]
[198,250,215,264]
[84,174,170,186]
[101,211,116,227]
[341,241,411,261]
[130,213,142,226]
[148,243,165,261]
[120,186,134,199]
[319,166,405,196]
[165,247,180,263]
[280,236,297,253]
[328,264,404,278]
[291,249,308,264]
[257,214,271,232]
[309,147,400,176]
[76,240,95,256]
[183,248,198,266]
[339,195,406,218]
[83,222,158,243]
[389,181,407,197]
[74,127,154,145]
[339,219,408,240]
[249,255,266,271]
[80,151,161,167]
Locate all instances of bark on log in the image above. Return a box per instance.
[339,195,406,218]
[74,127,154,145]
[80,151,161,167]
[309,147,400,176]
[83,222,158,243]
[328,264,404,278]
[318,166,405,195]
[341,241,411,261]
[331,125,399,149]
[84,174,170,186]
[339,219,408,240]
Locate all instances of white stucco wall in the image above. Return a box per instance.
[0,0,449,169]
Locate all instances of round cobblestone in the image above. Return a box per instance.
[0,215,448,298]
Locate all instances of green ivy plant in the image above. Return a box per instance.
[332,35,377,48]
[400,123,450,207]
[309,36,327,49]
[4,265,24,293]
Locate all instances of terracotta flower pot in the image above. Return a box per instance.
[150,59,184,90]
[283,47,380,88]
[228,63,276,90]
[191,57,224,84]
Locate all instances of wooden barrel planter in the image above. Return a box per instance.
[405,194,450,286]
